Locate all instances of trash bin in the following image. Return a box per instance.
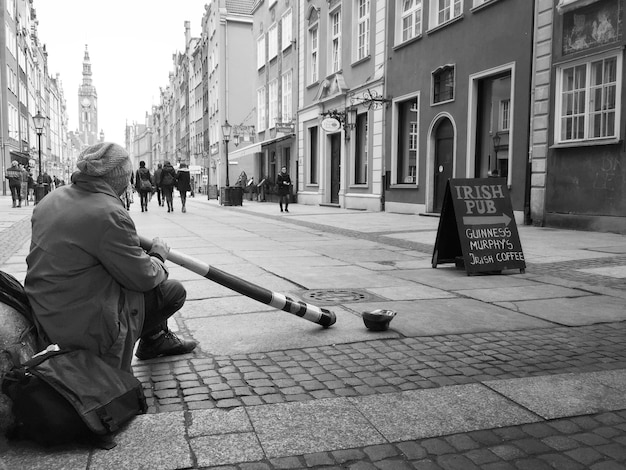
[220,186,243,206]
[34,184,47,204]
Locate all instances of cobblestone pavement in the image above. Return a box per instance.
[136,323,626,413]
[201,412,626,470]
[2,200,626,469]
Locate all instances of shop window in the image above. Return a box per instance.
[354,113,368,184]
[394,96,419,184]
[555,52,621,143]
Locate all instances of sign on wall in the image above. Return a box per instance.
[321,117,341,133]
[432,178,526,275]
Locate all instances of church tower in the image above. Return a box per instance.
[78,45,99,147]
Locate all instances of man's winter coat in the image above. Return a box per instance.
[24,173,168,372]
[176,167,191,192]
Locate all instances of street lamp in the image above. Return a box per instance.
[221,120,232,187]
[219,120,241,206]
[32,111,46,204]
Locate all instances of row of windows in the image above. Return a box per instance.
[257,9,293,70]
[304,51,621,188]
[257,69,293,132]
[305,1,503,86]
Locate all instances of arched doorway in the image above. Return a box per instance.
[433,118,454,213]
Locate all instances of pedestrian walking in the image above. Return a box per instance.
[19,164,30,206]
[4,160,22,208]
[161,161,177,212]
[153,163,164,206]
[38,171,53,196]
[190,175,195,198]
[176,163,191,213]
[276,166,291,213]
[135,161,153,212]
[24,141,197,372]
[27,170,35,203]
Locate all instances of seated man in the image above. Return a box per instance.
[24,142,197,372]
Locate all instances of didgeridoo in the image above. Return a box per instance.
[139,235,336,328]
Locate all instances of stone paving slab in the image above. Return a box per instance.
[454,284,592,302]
[485,369,626,420]
[90,412,192,470]
[495,295,626,326]
[346,298,555,336]
[186,306,398,355]
[280,264,415,289]
[390,267,538,290]
[351,383,541,442]
[578,265,626,278]
[366,284,457,301]
[246,397,386,458]
[181,296,275,318]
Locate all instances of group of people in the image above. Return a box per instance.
[130,160,193,213]
[4,160,61,208]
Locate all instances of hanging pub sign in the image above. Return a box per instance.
[321,117,341,133]
[432,178,525,275]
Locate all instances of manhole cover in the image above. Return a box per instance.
[302,289,377,304]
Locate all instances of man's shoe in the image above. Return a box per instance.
[135,330,197,360]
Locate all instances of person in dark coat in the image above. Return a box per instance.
[4,160,22,207]
[276,166,292,213]
[160,161,177,212]
[153,163,164,206]
[176,163,191,213]
[24,142,197,371]
[135,161,153,212]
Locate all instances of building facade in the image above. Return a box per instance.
[297,0,387,211]
[530,0,626,234]
[384,0,534,221]
[0,0,70,194]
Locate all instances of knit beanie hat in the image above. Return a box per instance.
[77,142,132,195]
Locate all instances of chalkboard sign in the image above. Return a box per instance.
[432,178,525,275]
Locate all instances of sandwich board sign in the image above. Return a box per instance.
[431,178,525,275]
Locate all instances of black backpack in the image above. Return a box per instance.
[0,270,146,448]
[2,348,147,448]
[0,270,33,323]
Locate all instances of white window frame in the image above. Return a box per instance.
[268,23,278,60]
[499,99,510,131]
[353,111,369,185]
[309,24,319,84]
[391,92,420,186]
[257,34,266,70]
[396,0,422,45]
[268,79,278,129]
[330,8,342,73]
[432,64,455,104]
[555,51,622,144]
[281,9,293,51]
[281,69,293,121]
[355,0,370,61]
[257,86,266,132]
[428,0,462,29]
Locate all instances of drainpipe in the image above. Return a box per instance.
[524,1,537,226]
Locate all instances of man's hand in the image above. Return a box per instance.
[149,237,170,262]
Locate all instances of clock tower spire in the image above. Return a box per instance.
[78,44,99,148]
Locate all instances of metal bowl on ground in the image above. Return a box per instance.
[362,309,397,331]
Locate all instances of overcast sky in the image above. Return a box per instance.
[35,1,206,144]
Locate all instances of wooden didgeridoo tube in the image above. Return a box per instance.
[139,235,336,328]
